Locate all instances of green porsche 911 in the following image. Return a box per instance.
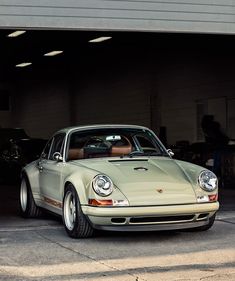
[20,125,219,238]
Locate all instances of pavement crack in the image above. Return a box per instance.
[199,273,233,280]
[35,231,147,281]
[217,219,235,225]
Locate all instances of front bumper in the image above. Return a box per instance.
[82,202,219,232]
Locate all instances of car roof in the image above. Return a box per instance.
[56,124,150,135]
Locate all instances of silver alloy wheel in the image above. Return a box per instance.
[64,191,76,231]
[20,178,27,212]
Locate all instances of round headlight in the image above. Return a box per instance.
[198,170,218,192]
[92,175,113,197]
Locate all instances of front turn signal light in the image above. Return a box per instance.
[88,199,129,207]
[208,194,218,202]
[88,199,113,206]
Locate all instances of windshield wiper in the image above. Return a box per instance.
[143,152,164,156]
[120,151,165,158]
[120,151,144,158]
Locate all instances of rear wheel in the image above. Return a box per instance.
[19,176,42,218]
[63,184,94,238]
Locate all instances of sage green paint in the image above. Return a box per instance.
[23,125,219,230]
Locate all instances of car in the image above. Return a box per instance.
[0,128,29,148]
[19,125,219,238]
[0,138,48,183]
[0,128,29,183]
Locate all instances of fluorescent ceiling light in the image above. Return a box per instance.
[8,30,26,38]
[89,36,112,43]
[15,62,32,68]
[44,50,63,57]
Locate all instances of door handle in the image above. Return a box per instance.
[38,166,43,172]
[37,161,43,172]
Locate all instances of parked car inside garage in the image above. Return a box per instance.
[19,125,219,238]
[0,129,47,183]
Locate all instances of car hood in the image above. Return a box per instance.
[75,157,198,206]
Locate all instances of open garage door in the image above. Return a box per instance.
[0,30,234,223]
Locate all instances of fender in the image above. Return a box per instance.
[22,161,41,202]
[63,170,97,205]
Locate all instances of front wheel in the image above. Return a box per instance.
[63,184,94,238]
[19,176,42,218]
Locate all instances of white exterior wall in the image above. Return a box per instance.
[0,0,235,34]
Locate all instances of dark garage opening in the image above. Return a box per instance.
[0,30,234,222]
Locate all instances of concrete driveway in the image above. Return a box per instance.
[0,185,234,281]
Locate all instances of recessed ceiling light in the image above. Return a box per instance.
[15,62,32,68]
[44,50,63,56]
[7,30,26,38]
[89,36,112,43]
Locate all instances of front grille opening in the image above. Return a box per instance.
[197,213,209,220]
[130,215,194,224]
[111,218,126,224]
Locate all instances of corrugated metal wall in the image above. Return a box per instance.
[11,80,71,138]
[0,0,235,34]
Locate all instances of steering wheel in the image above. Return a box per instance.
[84,137,105,148]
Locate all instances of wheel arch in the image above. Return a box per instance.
[21,170,31,190]
[63,179,88,205]
[19,169,42,218]
[21,165,40,201]
[21,169,28,180]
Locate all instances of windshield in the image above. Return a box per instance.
[66,128,168,161]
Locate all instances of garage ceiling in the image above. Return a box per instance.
[0,30,113,81]
[0,29,235,83]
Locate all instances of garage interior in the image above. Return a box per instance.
[1,30,235,141]
[0,29,235,218]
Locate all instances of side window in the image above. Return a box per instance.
[49,134,65,160]
[41,139,53,159]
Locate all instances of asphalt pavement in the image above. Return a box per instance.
[0,184,234,281]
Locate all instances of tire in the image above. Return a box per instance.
[19,176,42,218]
[63,184,94,238]
[188,214,216,232]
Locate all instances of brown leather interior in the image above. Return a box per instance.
[110,135,132,156]
[68,135,133,160]
[111,145,132,156]
[68,148,84,160]
[68,146,132,159]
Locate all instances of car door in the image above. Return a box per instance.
[38,133,66,209]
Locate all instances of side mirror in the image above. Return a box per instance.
[167,149,174,157]
[40,152,47,159]
[53,152,63,162]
